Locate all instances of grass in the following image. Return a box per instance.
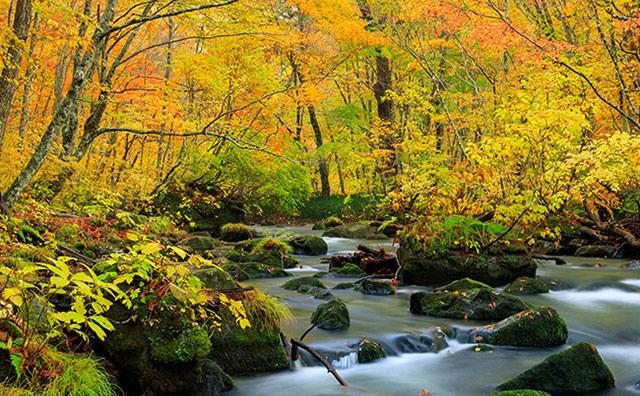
[39,352,117,396]
[299,194,379,220]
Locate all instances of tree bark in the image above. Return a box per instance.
[308,105,330,199]
[0,0,33,158]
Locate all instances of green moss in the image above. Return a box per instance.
[16,226,44,245]
[504,277,549,295]
[220,223,252,242]
[435,278,494,292]
[324,216,343,228]
[498,342,615,393]
[71,241,86,251]
[333,282,355,290]
[297,285,335,300]
[310,299,350,330]
[470,344,494,352]
[151,326,211,363]
[333,263,366,276]
[410,288,531,320]
[178,235,219,252]
[193,265,237,289]
[282,276,326,290]
[16,246,55,263]
[287,235,328,255]
[473,306,568,347]
[222,262,290,281]
[87,217,106,227]
[357,339,386,363]
[235,239,261,252]
[54,224,81,244]
[323,223,388,240]
[41,351,117,396]
[354,279,395,295]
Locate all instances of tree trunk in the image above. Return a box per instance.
[373,51,396,177]
[308,105,330,199]
[0,0,33,158]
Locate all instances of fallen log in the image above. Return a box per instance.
[56,244,97,266]
[290,338,348,387]
[330,245,398,276]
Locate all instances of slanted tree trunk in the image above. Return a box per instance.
[308,105,330,199]
[0,0,33,158]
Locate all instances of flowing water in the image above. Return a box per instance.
[227,226,640,396]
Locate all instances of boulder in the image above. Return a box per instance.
[226,239,298,269]
[435,278,494,292]
[298,285,335,300]
[504,277,549,295]
[193,266,237,289]
[331,263,366,277]
[220,223,252,242]
[178,236,219,252]
[283,276,326,290]
[469,306,568,347]
[333,282,355,290]
[201,360,234,396]
[222,262,290,281]
[398,245,536,287]
[354,279,395,295]
[575,245,619,258]
[313,216,343,230]
[410,288,531,321]
[310,299,350,330]
[394,328,449,353]
[356,339,386,363]
[498,342,615,393]
[287,235,328,256]
[323,223,388,240]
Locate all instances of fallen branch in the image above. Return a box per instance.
[56,244,97,266]
[290,338,349,387]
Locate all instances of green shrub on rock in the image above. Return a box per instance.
[220,223,252,242]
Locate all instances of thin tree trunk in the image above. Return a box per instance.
[308,105,330,199]
[0,0,33,158]
[17,14,38,150]
[157,17,174,175]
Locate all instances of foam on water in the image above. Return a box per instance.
[547,288,640,306]
[621,279,640,288]
[331,352,358,369]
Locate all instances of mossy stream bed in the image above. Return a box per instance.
[227,226,640,396]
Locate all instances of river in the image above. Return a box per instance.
[226,226,640,396]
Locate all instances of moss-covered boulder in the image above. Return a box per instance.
[470,306,568,347]
[208,292,289,374]
[226,238,298,269]
[399,246,536,287]
[193,266,237,289]
[282,276,326,290]
[220,223,252,242]
[498,342,615,393]
[357,339,387,363]
[574,245,618,258]
[487,391,551,396]
[298,285,335,300]
[333,282,355,290]
[234,239,261,252]
[313,216,343,230]
[331,263,366,277]
[504,277,549,295]
[222,262,290,281]
[311,299,350,330]
[98,300,218,395]
[435,278,494,292]
[287,235,328,255]
[323,223,388,240]
[354,279,395,295]
[410,288,531,321]
[178,236,219,252]
[202,360,234,395]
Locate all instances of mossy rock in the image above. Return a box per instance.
[222,262,290,281]
[498,342,615,393]
[311,299,350,330]
[398,245,536,287]
[410,288,531,321]
[357,339,386,363]
[487,391,551,396]
[282,276,326,290]
[226,241,298,269]
[322,223,388,240]
[234,239,261,252]
[434,278,494,292]
[332,263,366,277]
[287,235,328,256]
[312,221,326,230]
[15,226,44,245]
[193,266,237,289]
[574,245,618,258]
[178,236,220,252]
[504,277,549,295]
[202,360,234,395]
[100,301,215,395]
[333,282,355,290]
[354,279,395,295]
[394,328,449,353]
[470,306,568,347]
[220,223,252,242]
[470,344,494,352]
[298,285,335,300]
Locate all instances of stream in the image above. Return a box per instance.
[226,226,640,396]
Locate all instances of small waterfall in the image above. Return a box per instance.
[331,352,358,369]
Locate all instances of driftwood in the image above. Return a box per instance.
[330,244,398,276]
[369,220,404,237]
[581,199,640,248]
[290,338,348,387]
